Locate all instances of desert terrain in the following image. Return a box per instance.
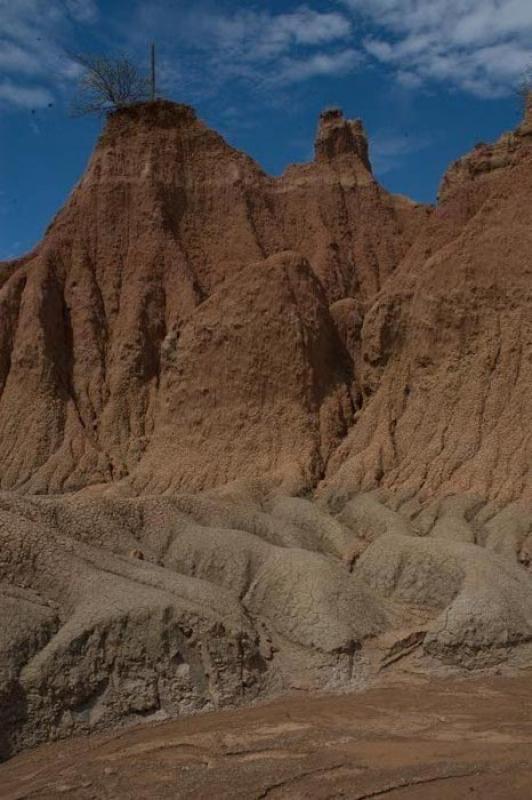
[0,93,531,796]
[1,675,531,799]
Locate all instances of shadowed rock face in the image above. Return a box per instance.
[131,250,356,494]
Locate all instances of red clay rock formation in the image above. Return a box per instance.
[0,98,530,504]
[1,101,532,756]
[133,251,355,493]
[439,89,532,201]
[0,101,424,494]
[315,108,371,170]
[323,99,532,505]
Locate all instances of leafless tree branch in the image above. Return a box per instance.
[517,67,532,104]
[69,52,150,117]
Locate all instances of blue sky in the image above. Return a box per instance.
[1,0,531,260]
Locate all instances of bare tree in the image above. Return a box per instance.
[70,52,151,116]
[517,67,532,113]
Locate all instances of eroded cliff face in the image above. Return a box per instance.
[1,101,532,759]
[0,98,530,504]
[0,101,425,494]
[439,90,532,202]
[323,97,532,505]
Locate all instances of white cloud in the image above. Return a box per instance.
[278,49,362,84]
[209,6,361,88]
[396,71,424,90]
[341,0,532,95]
[0,80,53,109]
[133,3,359,94]
[0,41,43,75]
[201,7,352,62]
[65,0,99,24]
[0,0,98,110]
[370,130,432,174]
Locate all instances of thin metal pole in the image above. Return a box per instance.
[150,42,156,101]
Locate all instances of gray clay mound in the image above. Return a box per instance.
[0,489,531,758]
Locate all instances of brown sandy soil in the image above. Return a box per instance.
[2,674,531,799]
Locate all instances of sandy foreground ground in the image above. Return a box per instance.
[1,673,531,800]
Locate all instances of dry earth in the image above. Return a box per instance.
[1,487,531,759]
[0,95,531,779]
[1,674,531,799]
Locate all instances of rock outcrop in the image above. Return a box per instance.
[1,98,532,758]
[323,98,532,505]
[439,89,532,201]
[0,101,425,494]
[132,250,355,493]
[315,107,371,170]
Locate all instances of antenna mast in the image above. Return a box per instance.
[150,42,156,101]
